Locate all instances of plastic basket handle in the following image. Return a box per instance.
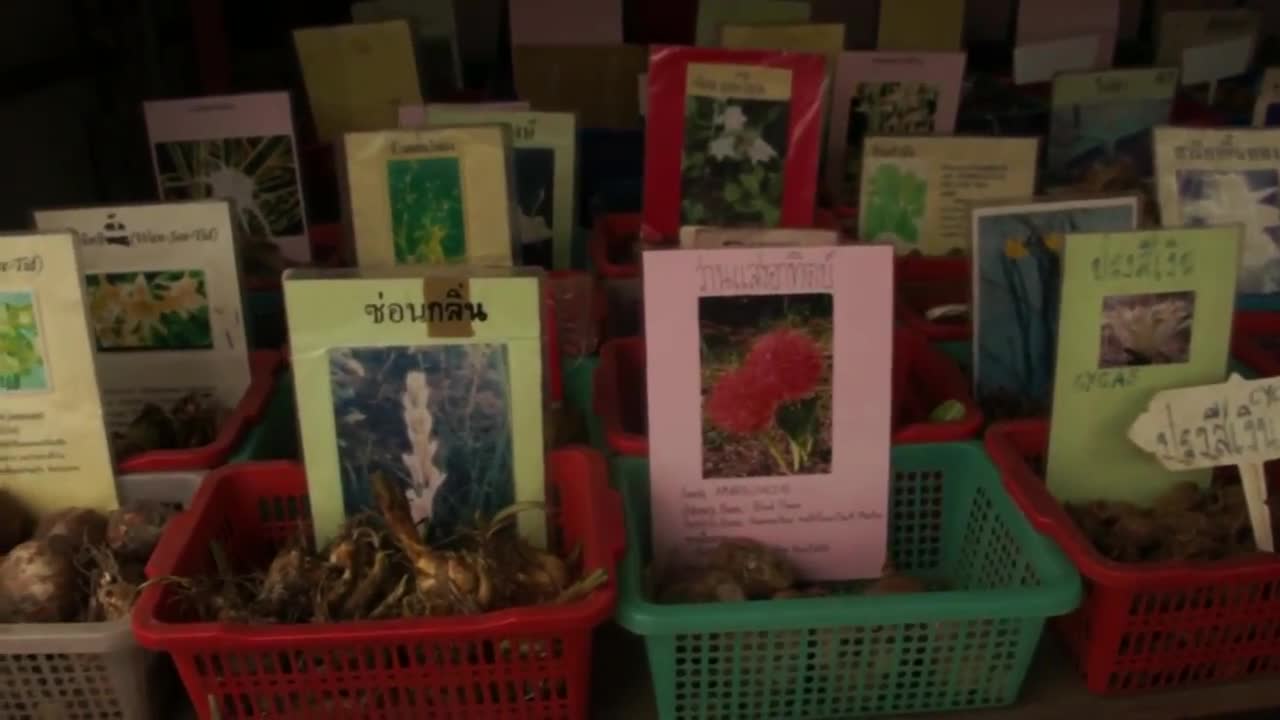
[985,430,1066,537]
[145,509,195,579]
[238,356,280,422]
[606,489,626,563]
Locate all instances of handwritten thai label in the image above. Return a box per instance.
[421,278,476,338]
[390,139,457,155]
[685,62,792,102]
[1090,233,1196,282]
[363,284,487,331]
[696,250,836,294]
[0,256,43,274]
[1053,67,1179,106]
[1129,374,1280,470]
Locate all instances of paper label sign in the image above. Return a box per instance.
[1014,35,1102,85]
[1129,372,1277,551]
[1181,35,1254,86]
[1129,373,1280,470]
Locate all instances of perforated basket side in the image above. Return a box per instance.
[616,444,1080,719]
[134,456,621,720]
[0,472,203,720]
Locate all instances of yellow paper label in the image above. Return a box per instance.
[293,21,424,142]
[1053,67,1180,107]
[719,23,845,59]
[686,63,792,102]
[878,0,965,51]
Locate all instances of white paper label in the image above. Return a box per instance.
[1181,36,1254,86]
[1129,373,1277,552]
[1013,35,1102,85]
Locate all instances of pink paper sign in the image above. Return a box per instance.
[508,0,623,46]
[1017,0,1119,68]
[643,245,894,581]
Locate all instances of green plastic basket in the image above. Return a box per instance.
[229,367,298,462]
[563,355,605,451]
[615,442,1082,719]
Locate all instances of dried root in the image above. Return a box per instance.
[1066,475,1262,563]
[655,539,933,604]
[154,473,607,624]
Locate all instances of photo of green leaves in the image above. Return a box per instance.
[700,293,833,479]
[844,81,940,204]
[85,270,213,352]
[155,135,302,276]
[681,97,790,227]
[0,291,47,392]
[387,156,467,264]
[862,160,928,247]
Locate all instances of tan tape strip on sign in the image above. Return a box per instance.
[423,276,475,339]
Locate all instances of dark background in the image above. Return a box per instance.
[0,0,1275,228]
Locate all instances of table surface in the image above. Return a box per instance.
[592,623,1280,720]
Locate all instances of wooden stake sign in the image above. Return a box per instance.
[1128,373,1277,552]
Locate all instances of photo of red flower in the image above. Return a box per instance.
[700,293,833,478]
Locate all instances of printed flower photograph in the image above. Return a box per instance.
[1178,169,1280,294]
[862,159,928,247]
[155,135,303,275]
[844,81,940,204]
[1098,291,1194,368]
[700,293,833,479]
[513,147,554,268]
[974,205,1135,420]
[680,96,789,228]
[85,270,213,352]
[329,344,514,544]
[1046,98,1172,190]
[388,156,467,265]
[0,291,47,392]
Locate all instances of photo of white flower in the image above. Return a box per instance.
[1099,291,1194,368]
[681,96,789,227]
[1178,169,1280,293]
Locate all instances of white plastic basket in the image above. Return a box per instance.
[0,472,203,720]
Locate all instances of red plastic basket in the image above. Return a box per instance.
[133,451,624,720]
[1232,310,1280,377]
[894,254,971,342]
[116,350,283,474]
[589,213,644,280]
[594,329,981,456]
[986,418,1280,694]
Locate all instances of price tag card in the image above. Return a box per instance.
[1129,373,1279,550]
[1180,35,1254,86]
[1014,35,1102,85]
